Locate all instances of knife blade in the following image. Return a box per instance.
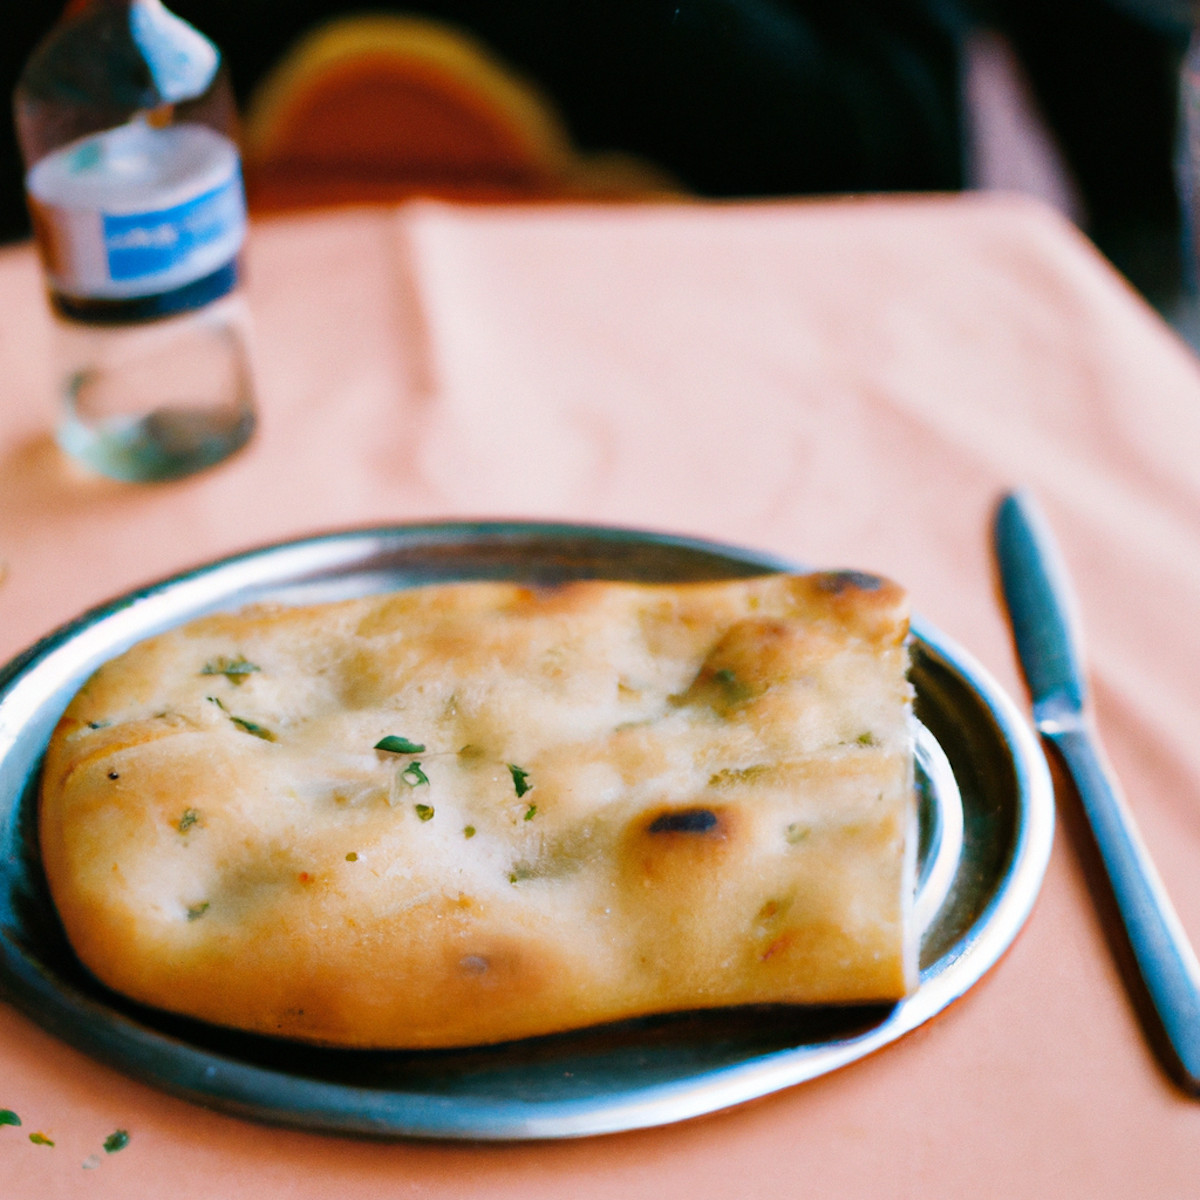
[994,488,1200,1093]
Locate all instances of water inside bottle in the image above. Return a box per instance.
[55,293,255,482]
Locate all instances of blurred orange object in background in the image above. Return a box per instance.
[241,15,678,211]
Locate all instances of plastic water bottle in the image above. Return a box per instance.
[14,0,255,482]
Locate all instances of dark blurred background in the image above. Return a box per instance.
[3,1,1193,310]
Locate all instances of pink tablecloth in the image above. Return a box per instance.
[3,192,1200,1197]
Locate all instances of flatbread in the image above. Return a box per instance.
[39,571,917,1048]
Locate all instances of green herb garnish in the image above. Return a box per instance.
[177,808,200,833]
[103,1130,130,1154]
[0,1109,20,1128]
[400,761,429,788]
[29,1132,54,1146]
[463,825,476,838]
[523,803,537,821]
[375,735,426,754]
[201,656,259,685]
[856,731,877,746]
[230,716,275,741]
[713,666,754,704]
[508,764,532,798]
[207,696,272,738]
[186,902,210,921]
[414,803,435,822]
[345,851,358,862]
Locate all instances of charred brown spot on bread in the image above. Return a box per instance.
[621,803,747,910]
[815,570,883,594]
[627,806,739,882]
[802,571,910,646]
[646,808,722,835]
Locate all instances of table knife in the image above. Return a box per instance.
[994,488,1200,1092]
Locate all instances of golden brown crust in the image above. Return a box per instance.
[39,572,916,1048]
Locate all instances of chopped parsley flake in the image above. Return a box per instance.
[374,735,426,754]
[177,808,200,833]
[186,902,210,921]
[29,1132,54,1146]
[414,803,435,822]
[463,825,476,838]
[856,731,877,746]
[103,1130,130,1154]
[201,656,259,684]
[208,697,273,738]
[523,803,538,821]
[400,761,429,788]
[345,851,358,862]
[230,716,275,741]
[712,666,753,704]
[508,764,532,798]
[0,1109,20,1127]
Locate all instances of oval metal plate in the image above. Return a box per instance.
[0,522,1054,1140]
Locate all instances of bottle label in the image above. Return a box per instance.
[102,173,243,283]
[26,122,246,302]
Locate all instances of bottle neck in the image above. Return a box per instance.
[16,0,230,166]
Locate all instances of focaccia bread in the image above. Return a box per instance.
[40,571,917,1048]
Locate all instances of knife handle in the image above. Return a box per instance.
[1049,725,1200,1091]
